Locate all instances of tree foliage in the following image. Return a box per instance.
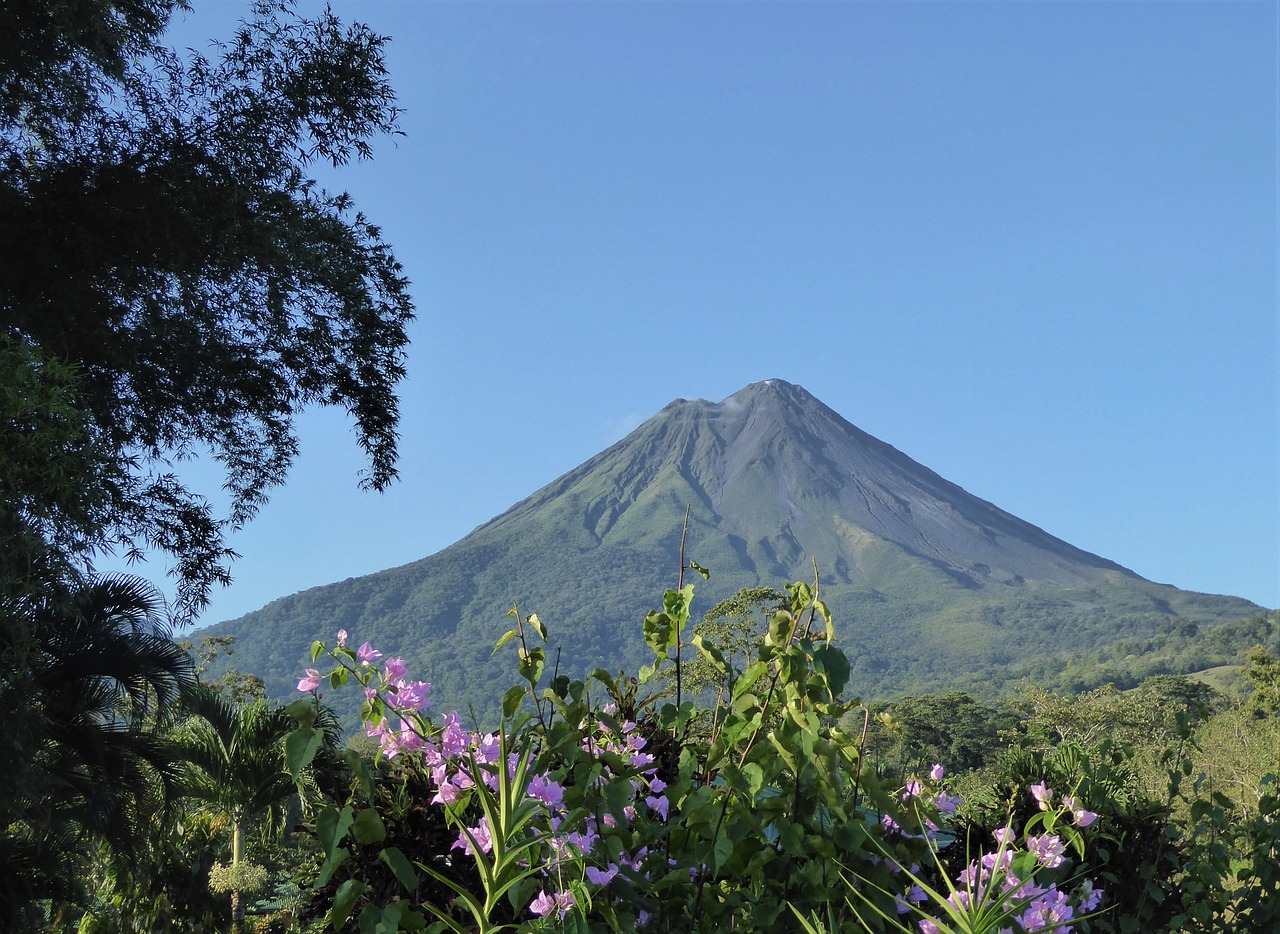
[0,575,194,930]
[1,0,414,618]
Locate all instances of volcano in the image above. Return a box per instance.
[202,380,1261,717]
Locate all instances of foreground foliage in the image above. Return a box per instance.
[280,566,1278,934]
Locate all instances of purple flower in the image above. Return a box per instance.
[1077,879,1105,912]
[1030,781,1054,810]
[356,642,383,665]
[934,791,962,815]
[993,826,1015,847]
[529,890,556,917]
[451,818,493,856]
[901,779,923,800]
[384,657,407,681]
[645,794,669,821]
[527,773,565,808]
[391,678,431,712]
[336,629,349,647]
[532,889,576,919]
[1026,833,1067,869]
[1018,888,1074,931]
[469,732,499,765]
[297,669,322,692]
[929,763,945,782]
[439,712,467,757]
[1064,795,1099,828]
[431,779,461,805]
[586,863,619,886]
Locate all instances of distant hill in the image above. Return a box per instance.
[202,380,1264,721]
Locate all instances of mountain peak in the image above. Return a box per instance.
[201,381,1261,721]
[722,378,813,406]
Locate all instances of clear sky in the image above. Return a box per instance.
[145,0,1278,627]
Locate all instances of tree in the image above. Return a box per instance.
[177,684,341,933]
[1243,645,1280,719]
[869,691,1011,775]
[679,586,785,704]
[0,575,194,930]
[1,0,414,620]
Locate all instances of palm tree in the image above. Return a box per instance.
[0,575,195,930]
[177,683,341,933]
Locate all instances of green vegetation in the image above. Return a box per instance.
[2,1,412,929]
[1,0,412,618]
[3,3,1275,931]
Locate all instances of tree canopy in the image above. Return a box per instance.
[1,0,414,619]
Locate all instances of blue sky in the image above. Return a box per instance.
[150,1,1277,625]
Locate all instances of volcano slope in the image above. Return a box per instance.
[201,379,1262,721]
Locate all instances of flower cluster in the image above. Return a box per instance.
[298,632,670,925]
[882,772,1103,934]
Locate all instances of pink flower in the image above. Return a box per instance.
[529,889,574,919]
[529,890,556,917]
[1026,833,1067,869]
[1064,795,1099,827]
[645,794,669,821]
[391,678,431,712]
[527,774,565,808]
[451,818,493,856]
[356,642,383,665]
[336,629,348,647]
[934,791,962,815]
[586,863,619,885]
[296,669,322,692]
[1030,781,1054,810]
[431,780,461,805]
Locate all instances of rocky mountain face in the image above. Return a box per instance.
[202,380,1261,719]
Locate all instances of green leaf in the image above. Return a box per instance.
[518,646,544,685]
[812,645,850,696]
[317,806,355,856]
[285,726,322,781]
[767,611,793,647]
[343,747,377,798]
[643,610,675,658]
[689,560,710,580]
[492,629,519,653]
[528,613,547,641]
[310,640,325,662]
[315,846,349,890]
[502,684,526,718]
[352,806,386,845]
[328,878,368,931]
[379,846,419,892]
[285,697,318,729]
[711,834,734,874]
[732,661,768,702]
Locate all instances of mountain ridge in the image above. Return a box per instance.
[202,379,1261,720]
